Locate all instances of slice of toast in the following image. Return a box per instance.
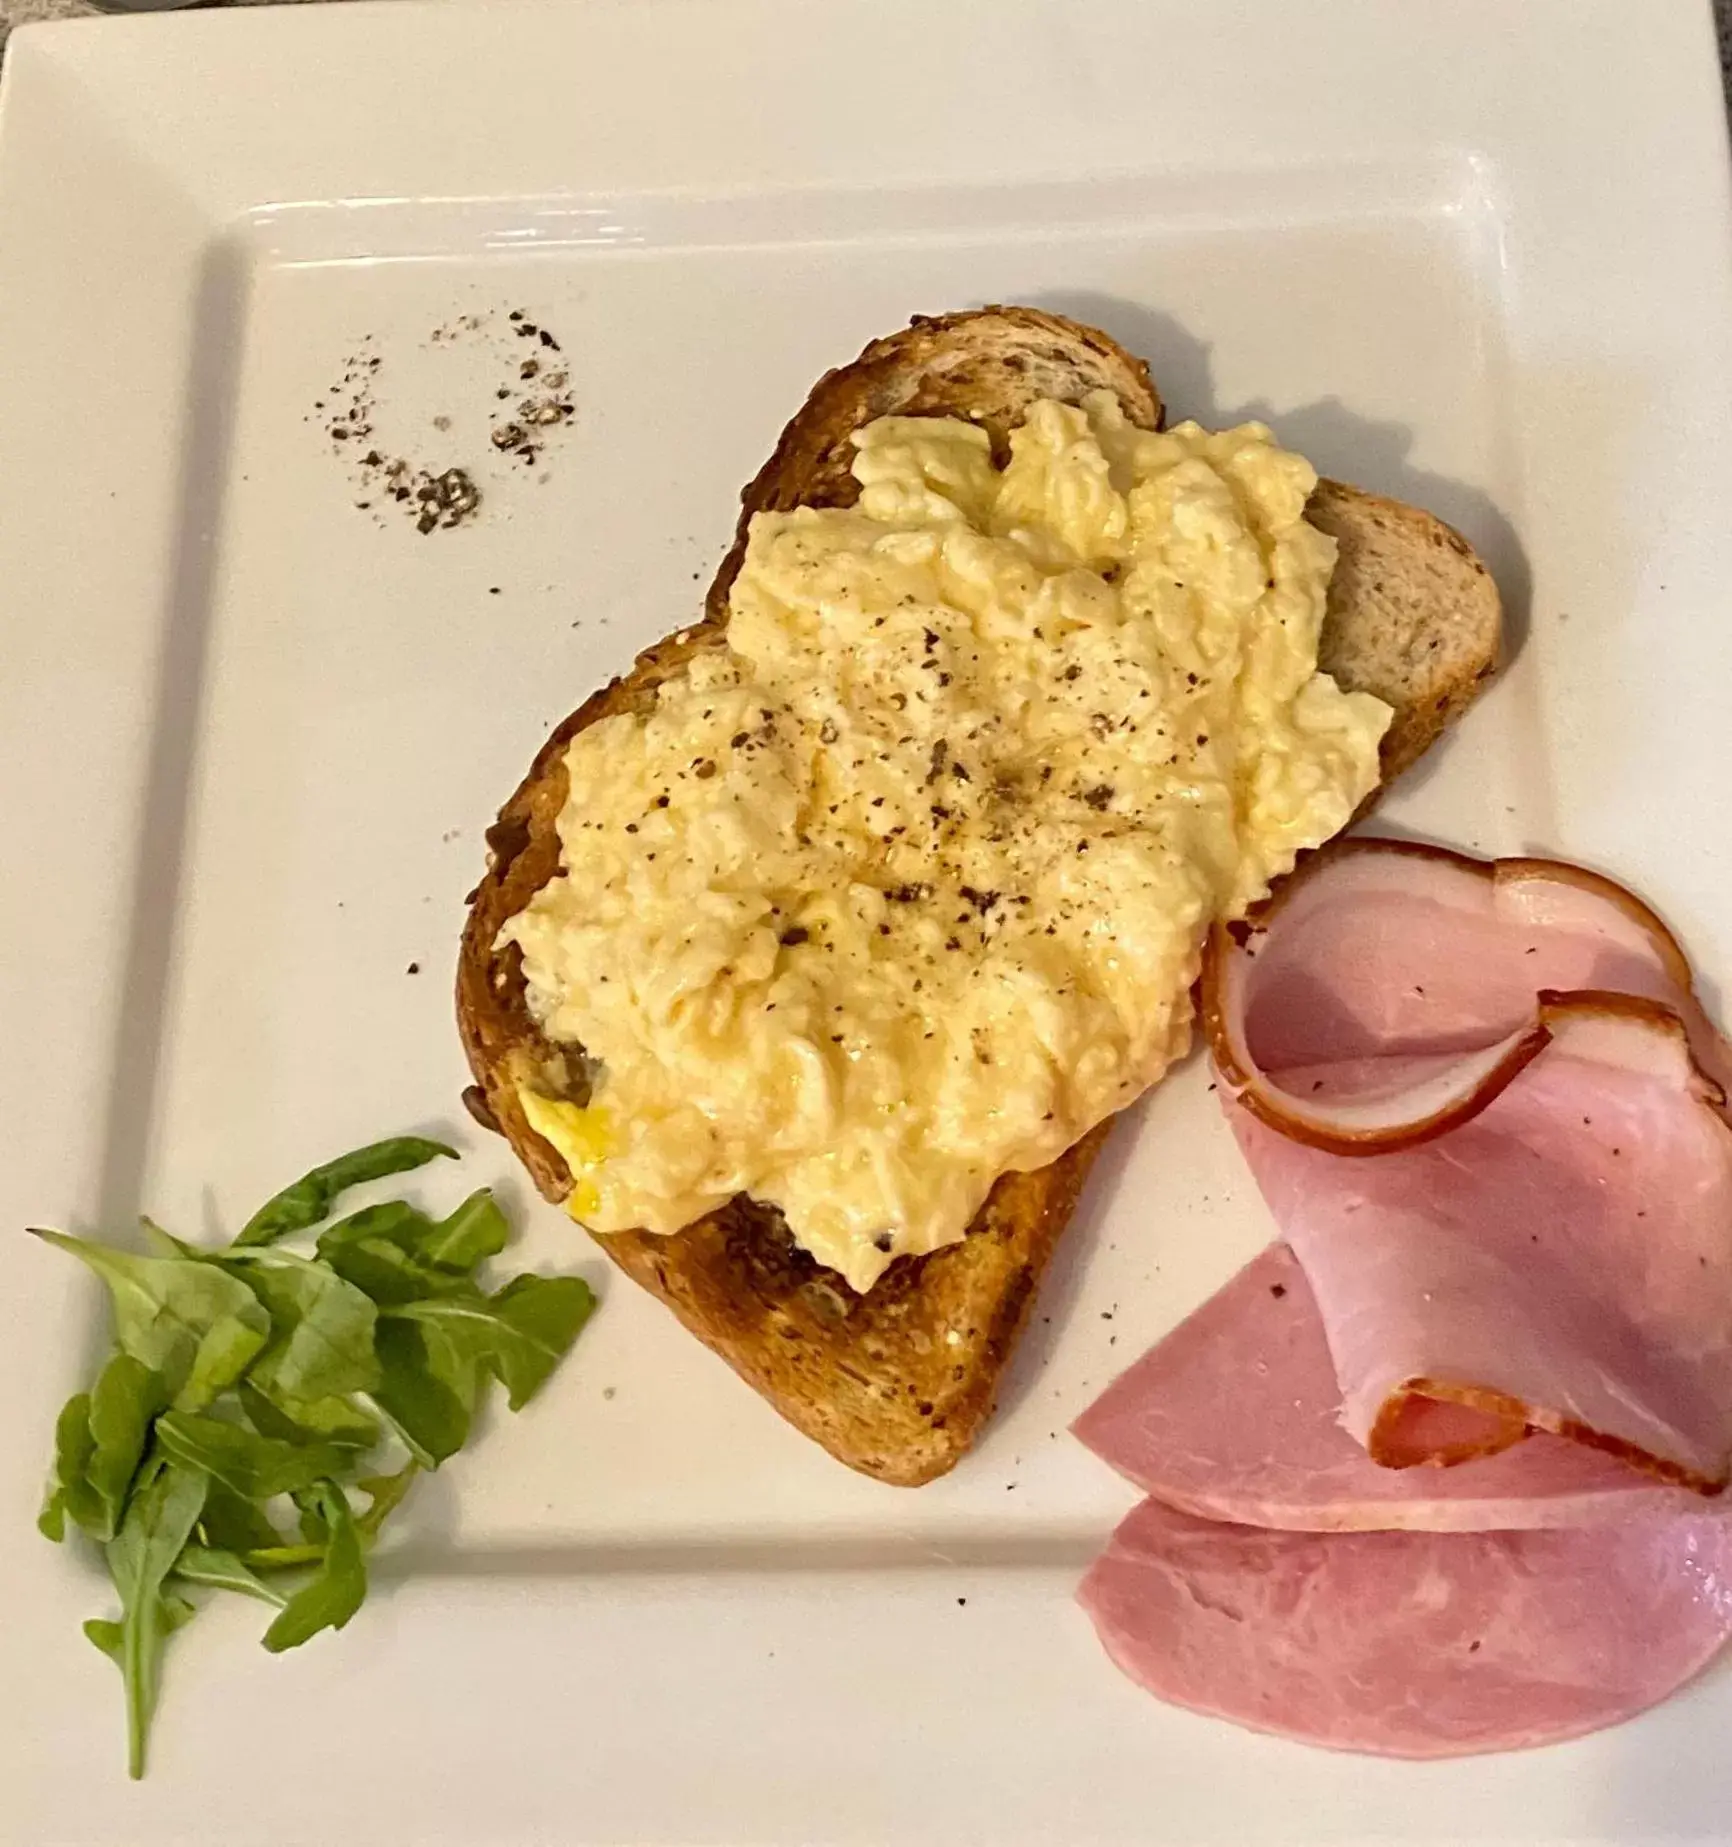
[456,307,1501,1486]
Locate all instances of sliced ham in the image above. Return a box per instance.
[1229,997,1732,1490]
[1198,837,1732,1487]
[1073,1244,1696,1530]
[1074,838,1732,1753]
[1078,1496,1732,1758]
[1203,836,1728,1153]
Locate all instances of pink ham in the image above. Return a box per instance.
[1200,837,1732,1486]
[1073,839,1732,1752]
[1078,1496,1732,1758]
[1229,999,1732,1489]
[1073,1244,1696,1530]
[1203,837,1728,1153]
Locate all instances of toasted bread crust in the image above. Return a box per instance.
[1308,479,1501,782]
[456,306,1501,1484]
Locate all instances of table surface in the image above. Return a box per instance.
[2,0,1732,111]
[0,0,337,45]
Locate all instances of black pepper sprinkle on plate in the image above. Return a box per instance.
[413,468,481,535]
[317,311,577,534]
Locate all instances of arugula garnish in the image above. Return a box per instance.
[234,1137,456,1247]
[98,1458,209,1780]
[29,1234,271,1409]
[261,1481,367,1653]
[33,1136,596,1777]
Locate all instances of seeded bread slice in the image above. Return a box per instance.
[1308,481,1500,783]
[456,306,1501,1486]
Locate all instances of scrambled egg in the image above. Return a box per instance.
[501,393,1390,1291]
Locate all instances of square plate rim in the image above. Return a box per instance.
[3,3,1732,1842]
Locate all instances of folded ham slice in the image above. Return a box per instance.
[1229,999,1732,1488]
[1200,836,1732,1489]
[1204,836,1728,1153]
[1073,1243,1696,1530]
[1079,1496,1732,1758]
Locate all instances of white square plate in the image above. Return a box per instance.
[3,2,1732,1840]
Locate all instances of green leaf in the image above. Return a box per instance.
[235,1137,457,1247]
[155,1411,355,1502]
[388,1274,596,1411]
[322,1190,506,1275]
[291,1484,331,1545]
[317,1200,430,1256]
[104,1459,208,1778]
[238,1379,379,1450]
[317,1199,496,1306]
[318,1225,455,1309]
[319,1237,431,1307]
[355,1464,418,1541]
[47,1391,100,1537]
[172,1546,288,1609]
[369,1319,473,1466]
[39,1485,66,1543]
[233,1468,414,1568]
[181,1315,269,1409]
[223,1250,380,1403]
[262,1484,366,1653]
[138,1217,197,1260]
[421,1191,510,1272]
[31,1230,269,1410]
[84,1593,196,1666]
[196,1480,286,1555]
[238,1542,326,1570]
[45,1362,166,1546]
[480,1275,597,1409]
[83,1617,124,1662]
[84,1355,170,1541]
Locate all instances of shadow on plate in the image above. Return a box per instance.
[376,1525,1099,1584]
[92,239,248,1245]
